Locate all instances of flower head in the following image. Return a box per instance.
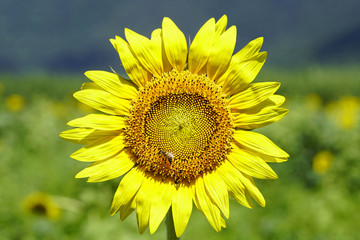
[61,15,288,237]
[312,150,334,175]
[22,192,61,220]
[326,96,359,130]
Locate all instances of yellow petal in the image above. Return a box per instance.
[260,154,288,163]
[228,82,280,109]
[207,26,237,81]
[80,82,101,90]
[60,128,120,144]
[71,134,124,162]
[215,15,228,38]
[151,28,172,73]
[110,36,151,88]
[135,175,154,234]
[228,145,278,179]
[203,171,229,219]
[220,214,226,228]
[269,95,286,107]
[234,37,264,62]
[233,107,288,129]
[119,199,136,221]
[217,161,253,208]
[67,114,126,130]
[233,130,289,158]
[73,89,131,116]
[60,128,95,144]
[222,52,267,96]
[75,149,134,182]
[162,17,187,72]
[172,183,193,237]
[216,37,263,85]
[194,177,222,232]
[149,179,173,234]
[111,167,144,215]
[84,70,138,100]
[238,173,266,207]
[233,94,286,114]
[188,18,215,74]
[125,28,163,76]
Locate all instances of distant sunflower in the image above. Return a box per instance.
[5,94,26,112]
[61,15,288,237]
[23,192,61,220]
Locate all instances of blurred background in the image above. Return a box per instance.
[0,0,359,239]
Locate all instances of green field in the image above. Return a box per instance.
[0,66,359,240]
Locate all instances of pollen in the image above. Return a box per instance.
[125,70,234,183]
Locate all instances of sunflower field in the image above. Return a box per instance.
[0,65,359,240]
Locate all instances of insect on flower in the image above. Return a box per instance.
[159,150,175,164]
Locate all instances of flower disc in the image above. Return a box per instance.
[125,70,233,183]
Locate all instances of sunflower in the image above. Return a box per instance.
[61,15,288,237]
[23,192,61,220]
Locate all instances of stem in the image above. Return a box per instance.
[166,207,179,240]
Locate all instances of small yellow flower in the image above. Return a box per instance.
[61,15,288,237]
[5,94,26,112]
[338,96,359,129]
[312,150,334,175]
[22,192,61,220]
[326,96,359,130]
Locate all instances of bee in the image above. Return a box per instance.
[159,150,174,164]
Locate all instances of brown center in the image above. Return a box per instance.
[125,70,233,183]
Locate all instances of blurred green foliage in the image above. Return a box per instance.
[0,66,359,239]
